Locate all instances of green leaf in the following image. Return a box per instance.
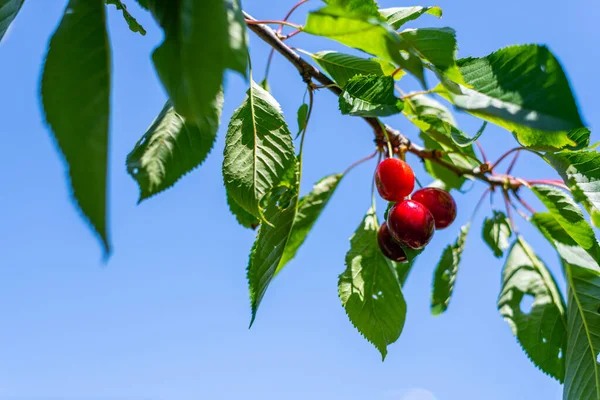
[396,247,423,286]
[431,223,470,315]
[149,0,246,126]
[546,150,600,213]
[126,96,222,201]
[436,45,585,151]
[420,133,465,191]
[223,79,296,221]
[227,192,259,230]
[567,127,591,151]
[339,207,407,360]
[106,0,146,35]
[134,0,147,9]
[304,5,426,86]
[296,103,309,137]
[531,213,600,399]
[380,6,442,30]
[248,159,300,325]
[311,51,391,87]
[41,0,111,254]
[482,210,512,258]
[276,173,343,274]
[531,185,600,263]
[324,0,380,17]
[0,0,24,41]
[403,93,456,126]
[450,121,487,147]
[498,236,566,381]
[339,75,403,117]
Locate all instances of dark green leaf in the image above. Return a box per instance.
[224,0,249,76]
[531,185,600,263]
[126,97,221,201]
[41,0,111,254]
[227,192,259,230]
[339,207,407,360]
[437,45,584,151]
[223,80,296,221]
[106,0,146,35]
[567,127,591,151]
[276,173,343,273]
[380,6,442,30]
[248,160,300,325]
[546,150,600,213]
[498,236,566,381]
[0,0,24,41]
[431,223,470,315]
[311,51,391,87]
[134,0,147,9]
[296,103,309,137]
[339,75,403,117]
[396,247,423,286]
[451,121,487,147]
[420,133,466,191]
[482,210,512,258]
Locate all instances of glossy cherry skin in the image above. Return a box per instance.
[377,222,408,263]
[375,158,415,201]
[387,200,435,250]
[412,188,457,230]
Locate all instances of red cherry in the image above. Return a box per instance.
[377,222,408,263]
[412,188,457,230]
[375,158,415,202]
[387,200,435,250]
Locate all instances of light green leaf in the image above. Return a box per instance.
[224,0,249,76]
[546,150,600,213]
[436,45,584,151]
[296,103,309,137]
[324,0,380,17]
[451,121,487,147]
[276,173,343,274]
[431,223,470,315]
[106,0,146,35]
[531,185,600,263]
[248,160,300,325]
[149,0,246,126]
[482,210,512,258]
[498,236,566,381]
[0,0,24,41]
[304,5,426,85]
[126,96,222,201]
[420,133,465,191]
[41,0,111,254]
[339,207,407,360]
[223,80,296,221]
[339,75,403,117]
[567,127,592,151]
[403,93,456,127]
[531,213,600,399]
[380,6,442,30]
[311,51,391,87]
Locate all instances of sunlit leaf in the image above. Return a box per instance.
[339,75,404,117]
[482,210,512,258]
[311,51,392,86]
[380,6,442,30]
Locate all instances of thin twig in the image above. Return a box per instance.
[343,151,378,176]
[506,151,520,175]
[503,189,518,233]
[512,190,536,215]
[245,19,302,29]
[475,140,487,163]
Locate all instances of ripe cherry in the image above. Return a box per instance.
[412,188,457,230]
[375,158,415,202]
[387,199,435,250]
[377,222,408,263]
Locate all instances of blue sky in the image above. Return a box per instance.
[0,1,598,399]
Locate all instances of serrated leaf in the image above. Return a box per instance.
[431,223,470,315]
[324,0,380,17]
[304,4,426,86]
[436,44,584,151]
[296,103,309,137]
[498,236,566,381]
[380,6,442,30]
[567,127,591,151]
[482,210,512,258]
[149,0,246,126]
[223,80,295,220]
[41,0,111,254]
[531,185,600,263]
[106,0,146,35]
[248,160,300,325]
[339,75,403,117]
[546,150,600,214]
[339,207,407,360]
[311,51,391,87]
[451,121,487,147]
[0,0,24,42]
[227,192,259,230]
[404,94,456,126]
[126,97,221,201]
[420,133,465,191]
[275,173,342,274]
[531,213,600,399]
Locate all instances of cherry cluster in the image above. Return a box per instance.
[375,158,457,262]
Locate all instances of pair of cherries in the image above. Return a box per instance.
[375,158,457,262]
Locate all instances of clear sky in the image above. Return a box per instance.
[0,1,598,399]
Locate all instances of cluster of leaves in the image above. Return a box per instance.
[3,0,600,398]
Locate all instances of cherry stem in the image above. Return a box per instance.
[344,150,378,176]
[470,188,491,221]
[475,140,488,163]
[503,189,518,233]
[401,89,435,100]
[506,151,520,175]
[391,67,403,78]
[299,88,314,156]
[490,148,524,171]
[527,179,569,190]
[512,190,536,215]
[284,29,302,39]
[245,20,303,30]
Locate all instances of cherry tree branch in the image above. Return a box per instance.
[243,12,519,189]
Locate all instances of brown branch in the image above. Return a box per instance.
[243,12,516,189]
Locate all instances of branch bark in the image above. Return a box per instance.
[243,12,517,189]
